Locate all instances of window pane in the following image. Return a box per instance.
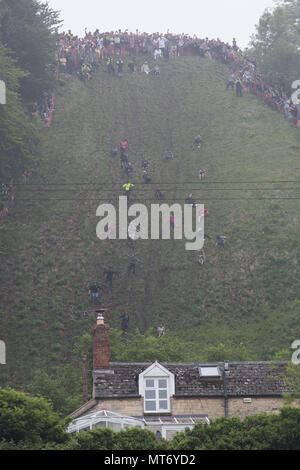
[145,401,156,411]
[145,379,155,388]
[158,379,167,389]
[159,400,168,410]
[159,389,167,399]
[145,390,156,399]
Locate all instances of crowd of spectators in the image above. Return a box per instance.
[2,29,299,224]
[56,29,299,127]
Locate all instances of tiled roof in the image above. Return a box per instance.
[93,361,292,399]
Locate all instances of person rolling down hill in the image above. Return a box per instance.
[111,147,118,157]
[142,159,150,170]
[127,255,141,275]
[163,150,174,161]
[197,250,206,265]
[216,235,227,247]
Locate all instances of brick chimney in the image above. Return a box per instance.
[93,312,110,370]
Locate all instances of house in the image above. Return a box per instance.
[68,314,296,439]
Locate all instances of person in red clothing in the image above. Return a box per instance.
[120,139,128,154]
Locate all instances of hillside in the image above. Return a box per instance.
[0,55,300,388]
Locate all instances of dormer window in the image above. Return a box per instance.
[139,362,175,414]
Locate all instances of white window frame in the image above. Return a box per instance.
[139,362,175,414]
[144,377,170,413]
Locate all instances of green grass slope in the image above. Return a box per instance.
[0,56,300,386]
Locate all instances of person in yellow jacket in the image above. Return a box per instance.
[123,183,134,201]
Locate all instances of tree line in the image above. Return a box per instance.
[0,387,299,450]
[250,0,300,91]
[0,0,60,180]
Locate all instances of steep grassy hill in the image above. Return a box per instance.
[0,56,300,388]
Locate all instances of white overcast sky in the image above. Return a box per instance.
[47,0,276,48]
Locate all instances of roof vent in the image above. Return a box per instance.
[199,366,221,378]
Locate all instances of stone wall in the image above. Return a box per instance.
[81,396,298,420]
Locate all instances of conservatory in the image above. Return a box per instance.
[67,409,146,434]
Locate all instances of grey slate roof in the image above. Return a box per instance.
[93,361,292,399]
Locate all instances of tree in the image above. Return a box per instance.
[169,408,300,450]
[276,362,300,405]
[250,1,300,90]
[67,427,167,451]
[0,387,69,446]
[0,42,39,180]
[0,0,61,103]
[27,367,83,417]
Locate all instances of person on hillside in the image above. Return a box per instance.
[120,139,128,154]
[120,153,129,170]
[125,162,134,177]
[128,61,135,73]
[106,56,115,76]
[186,194,196,207]
[22,170,32,184]
[157,324,166,337]
[123,182,134,201]
[143,170,151,184]
[155,188,165,200]
[235,78,243,97]
[104,268,119,289]
[127,255,141,275]
[197,250,206,265]
[198,169,206,180]
[216,235,227,247]
[226,74,235,90]
[141,61,150,74]
[116,58,124,76]
[142,159,150,170]
[89,282,101,304]
[121,312,130,332]
[150,65,160,76]
[194,135,203,149]
[111,147,119,157]
[163,150,174,161]
[154,48,162,60]
[198,207,209,218]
